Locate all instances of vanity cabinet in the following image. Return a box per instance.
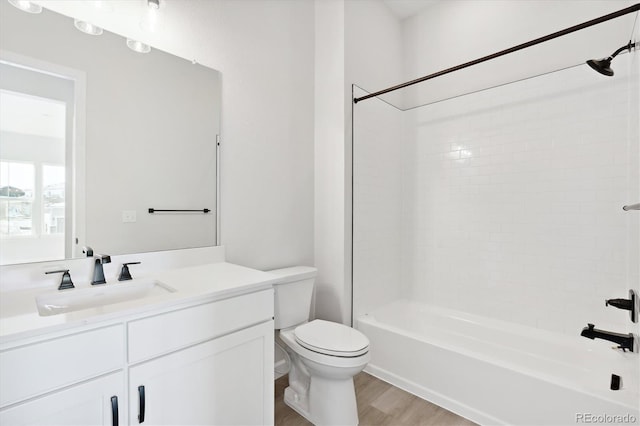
[0,288,274,426]
[129,321,273,425]
[0,372,124,426]
[126,289,274,425]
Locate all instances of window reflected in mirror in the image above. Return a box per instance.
[0,70,74,265]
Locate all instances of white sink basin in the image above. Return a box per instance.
[36,279,176,316]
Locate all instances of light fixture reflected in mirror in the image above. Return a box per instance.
[8,0,42,14]
[140,0,161,32]
[74,19,104,36]
[92,0,115,12]
[126,38,151,54]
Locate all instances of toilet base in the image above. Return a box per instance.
[283,386,311,420]
[284,376,359,426]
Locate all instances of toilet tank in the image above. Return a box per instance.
[268,266,317,329]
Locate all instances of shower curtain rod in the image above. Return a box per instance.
[353,3,640,104]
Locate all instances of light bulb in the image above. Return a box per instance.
[74,19,104,36]
[140,2,161,32]
[93,1,115,12]
[8,0,42,13]
[126,39,151,54]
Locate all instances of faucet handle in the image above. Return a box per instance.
[46,269,75,290]
[118,262,141,281]
[605,290,637,323]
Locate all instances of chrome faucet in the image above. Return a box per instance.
[580,323,634,352]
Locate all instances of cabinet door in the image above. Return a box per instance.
[129,320,273,426]
[0,372,124,426]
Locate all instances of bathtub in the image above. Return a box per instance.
[356,300,639,425]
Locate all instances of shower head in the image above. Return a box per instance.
[586,58,613,76]
[586,40,635,76]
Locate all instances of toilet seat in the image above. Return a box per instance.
[294,320,369,357]
[279,328,370,369]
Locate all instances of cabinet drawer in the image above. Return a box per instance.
[128,289,273,363]
[0,325,124,408]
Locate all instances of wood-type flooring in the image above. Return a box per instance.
[275,372,477,426]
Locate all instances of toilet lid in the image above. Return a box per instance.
[294,320,369,357]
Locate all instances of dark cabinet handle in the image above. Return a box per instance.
[138,385,145,423]
[110,396,119,426]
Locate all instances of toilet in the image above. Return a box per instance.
[269,266,370,426]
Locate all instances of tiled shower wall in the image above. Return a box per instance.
[400,54,639,335]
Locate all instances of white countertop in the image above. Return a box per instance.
[0,262,279,346]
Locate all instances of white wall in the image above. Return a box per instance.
[20,0,316,270]
[312,0,404,324]
[211,1,315,270]
[314,0,347,323]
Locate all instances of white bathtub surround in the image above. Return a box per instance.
[353,49,640,424]
[358,300,639,426]
[354,53,640,336]
[352,3,639,423]
[401,55,639,334]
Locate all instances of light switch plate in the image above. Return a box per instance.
[122,210,137,223]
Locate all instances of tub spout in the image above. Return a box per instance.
[580,323,634,352]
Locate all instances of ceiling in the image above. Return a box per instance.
[382,0,438,20]
[0,90,66,139]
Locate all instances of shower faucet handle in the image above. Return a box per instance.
[605,290,637,323]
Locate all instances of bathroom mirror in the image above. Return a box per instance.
[0,3,220,265]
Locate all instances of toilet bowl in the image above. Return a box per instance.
[269,267,370,426]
